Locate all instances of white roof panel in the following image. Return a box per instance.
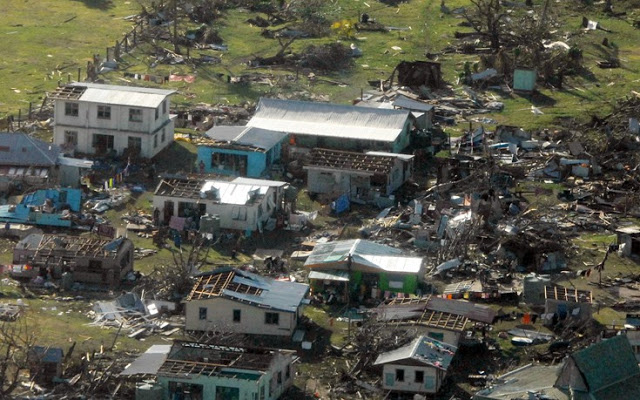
[247,98,410,143]
[70,83,176,108]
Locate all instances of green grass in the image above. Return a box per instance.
[3,0,640,134]
[0,0,142,118]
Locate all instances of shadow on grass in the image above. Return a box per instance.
[153,141,198,174]
[71,0,115,10]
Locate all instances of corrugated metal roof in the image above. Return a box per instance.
[199,177,285,205]
[392,94,435,112]
[374,335,456,370]
[427,297,496,324]
[570,335,640,393]
[205,126,287,150]
[119,345,171,376]
[193,268,309,312]
[67,82,175,108]
[247,97,410,142]
[308,270,350,282]
[359,255,423,273]
[0,133,60,167]
[473,364,567,400]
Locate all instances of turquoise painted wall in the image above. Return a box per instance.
[196,142,282,178]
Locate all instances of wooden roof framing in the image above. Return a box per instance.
[32,235,118,260]
[157,341,279,377]
[544,285,593,303]
[49,85,86,101]
[306,148,396,175]
[187,270,263,301]
[416,309,468,331]
[155,178,205,199]
[386,296,431,306]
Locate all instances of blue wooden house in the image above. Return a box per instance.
[196,126,287,178]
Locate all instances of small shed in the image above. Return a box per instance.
[374,335,457,395]
[28,346,64,384]
[513,68,537,92]
[616,225,640,257]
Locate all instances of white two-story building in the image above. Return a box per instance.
[51,83,176,158]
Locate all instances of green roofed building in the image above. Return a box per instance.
[304,239,424,302]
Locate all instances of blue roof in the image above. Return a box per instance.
[30,346,64,363]
[0,132,60,167]
[190,268,309,313]
[0,188,82,226]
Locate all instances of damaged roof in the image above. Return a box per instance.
[545,285,592,303]
[374,335,457,370]
[50,82,176,108]
[0,133,60,167]
[304,239,423,274]
[186,267,309,313]
[155,341,294,378]
[204,126,287,151]
[247,97,411,143]
[154,176,286,204]
[566,335,640,398]
[304,148,399,175]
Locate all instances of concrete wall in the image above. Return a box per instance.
[196,147,267,178]
[544,299,592,322]
[185,297,298,337]
[153,186,281,233]
[53,98,174,158]
[382,363,442,394]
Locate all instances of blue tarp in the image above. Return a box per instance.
[332,194,350,214]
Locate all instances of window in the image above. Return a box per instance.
[163,100,167,114]
[162,128,166,142]
[415,370,424,383]
[259,385,265,400]
[88,260,103,273]
[395,369,405,382]
[128,136,142,151]
[285,365,291,380]
[154,134,158,148]
[232,207,247,221]
[64,130,78,146]
[277,371,282,385]
[129,108,142,122]
[92,134,114,151]
[265,312,279,325]
[155,107,159,120]
[199,307,207,320]
[65,102,79,116]
[97,105,111,119]
[233,309,241,323]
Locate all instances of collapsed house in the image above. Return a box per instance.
[616,225,640,258]
[195,126,287,178]
[475,335,640,399]
[12,233,134,287]
[304,239,425,302]
[51,83,177,158]
[374,335,457,395]
[153,176,289,234]
[121,341,297,400]
[246,97,415,156]
[184,267,309,338]
[303,148,414,200]
[0,188,83,228]
[374,297,469,346]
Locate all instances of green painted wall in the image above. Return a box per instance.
[378,273,418,294]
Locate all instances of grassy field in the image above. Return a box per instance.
[1,0,640,134]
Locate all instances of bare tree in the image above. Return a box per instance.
[0,319,38,396]
[463,0,508,51]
